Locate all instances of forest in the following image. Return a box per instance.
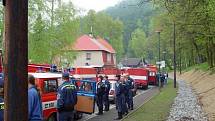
[0,0,214,70]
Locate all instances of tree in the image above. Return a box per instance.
[81,11,125,61]
[28,0,79,65]
[129,28,147,58]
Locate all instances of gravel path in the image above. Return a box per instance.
[167,80,208,121]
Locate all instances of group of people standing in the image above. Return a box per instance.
[96,74,135,120]
[28,72,78,121]
[0,72,135,121]
[96,75,111,115]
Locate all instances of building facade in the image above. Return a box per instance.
[71,35,116,68]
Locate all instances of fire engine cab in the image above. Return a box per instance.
[29,72,96,121]
[126,68,149,89]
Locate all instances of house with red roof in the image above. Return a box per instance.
[71,34,116,68]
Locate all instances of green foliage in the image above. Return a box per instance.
[129,28,147,58]
[81,11,125,61]
[0,5,3,48]
[105,0,160,53]
[28,0,79,65]
[106,0,215,69]
[123,80,177,121]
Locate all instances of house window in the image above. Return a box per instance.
[107,53,111,62]
[43,80,58,93]
[86,53,91,60]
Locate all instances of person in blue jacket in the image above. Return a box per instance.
[114,75,126,120]
[57,72,77,121]
[124,74,134,110]
[96,76,105,115]
[121,77,128,115]
[0,87,3,121]
[103,75,110,111]
[0,74,4,121]
[28,74,43,121]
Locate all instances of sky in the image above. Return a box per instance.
[72,0,122,13]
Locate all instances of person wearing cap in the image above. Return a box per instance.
[96,76,105,115]
[124,74,134,110]
[28,74,43,121]
[103,75,110,111]
[121,75,128,115]
[57,72,77,121]
[114,74,126,120]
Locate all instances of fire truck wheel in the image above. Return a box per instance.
[47,114,57,121]
[142,85,148,90]
[74,112,83,120]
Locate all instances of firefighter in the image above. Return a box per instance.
[114,75,126,120]
[57,72,77,121]
[103,75,110,111]
[96,76,105,115]
[28,74,43,121]
[121,76,128,115]
[0,75,4,121]
[125,74,134,110]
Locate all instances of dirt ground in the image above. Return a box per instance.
[172,70,215,121]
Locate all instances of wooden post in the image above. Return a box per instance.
[3,0,28,120]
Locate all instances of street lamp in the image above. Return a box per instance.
[155,29,162,87]
[173,22,177,88]
[155,29,162,73]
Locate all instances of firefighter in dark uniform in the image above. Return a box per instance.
[114,75,127,120]
[0,75,4,121]
[103,75,110,111]
[57,72,77,121]
[96,76,105,115]
[124,74,134,110]
[0,85,3,121]
[121,76,128,115]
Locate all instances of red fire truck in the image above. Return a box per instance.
[71,67,98,81]
[102,68,120,80]
[28,63,51,73]
[126,68,149,89]
[147,65,158,85]
[29,72,96,121]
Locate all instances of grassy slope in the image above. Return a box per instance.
[123,80,177,121]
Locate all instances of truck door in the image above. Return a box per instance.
[75,80,96,114]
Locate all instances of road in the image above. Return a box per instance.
[78,86,159,121]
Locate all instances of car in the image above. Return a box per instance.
[108,80,137,103]
[109,80,116,103]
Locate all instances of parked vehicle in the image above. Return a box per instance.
[126,68,149,89]
[147,65,158,86]
[108,80,116,103]
[28,64,51,73]
[29,72,96,121]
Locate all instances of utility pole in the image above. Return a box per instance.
[158,32,161,72]
[3,0,28,120]
[173,21,177,88]
[155,30,161,72]
[155,29,161,87]
[179,42,182,74]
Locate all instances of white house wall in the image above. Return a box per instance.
[72,51,104,67]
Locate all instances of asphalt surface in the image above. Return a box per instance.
[78,86,159,121]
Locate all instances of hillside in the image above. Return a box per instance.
[104,0,160,52]
[177,70,215,121]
